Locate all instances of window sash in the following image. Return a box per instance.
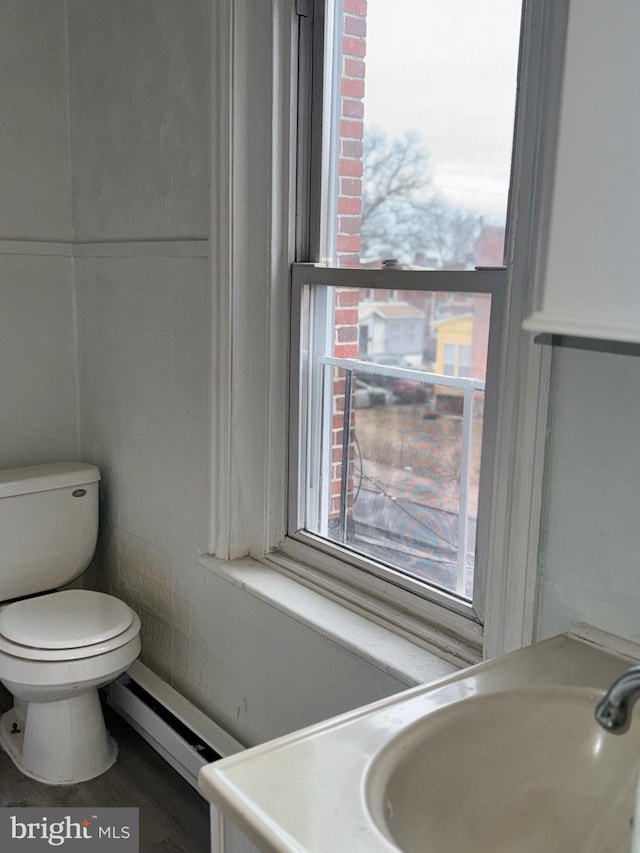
[288,263,506,621]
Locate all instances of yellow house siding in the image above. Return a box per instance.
[434,315,473,375]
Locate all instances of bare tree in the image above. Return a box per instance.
[361,128,480,266]
[421,197,480,266]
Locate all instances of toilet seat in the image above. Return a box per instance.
[0,589,140,662]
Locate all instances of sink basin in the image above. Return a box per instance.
[365,686,640,853]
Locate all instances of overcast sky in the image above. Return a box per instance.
[362,0,522,221]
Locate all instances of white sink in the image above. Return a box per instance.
[200,637,640,853]
[365,686,640,853]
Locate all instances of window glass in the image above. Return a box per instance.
[301,284,491,600]
[327,0,522,268]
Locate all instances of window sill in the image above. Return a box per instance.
[197,551,473,687]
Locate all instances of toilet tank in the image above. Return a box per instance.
[0,462,100,602]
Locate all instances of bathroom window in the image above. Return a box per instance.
[287,0,525,622]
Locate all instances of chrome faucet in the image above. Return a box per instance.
[595,665,640,734]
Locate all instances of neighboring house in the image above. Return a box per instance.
[431,292,491,414]
[358,300,425,359]
[431,313,472,414]
[432,313,474,379]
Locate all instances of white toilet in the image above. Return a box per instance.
[0,462,141,785]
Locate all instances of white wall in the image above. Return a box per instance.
[0,254,77,467]
[67,0,211,679]
[67,1,209,241]
[0,1,78,467]
[536,342,640,644]
[532,5,640,645]
[0,1,71,240]
[178,563,411,745]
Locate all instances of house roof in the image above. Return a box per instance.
[431,312,473,327]
[358,301,425,321]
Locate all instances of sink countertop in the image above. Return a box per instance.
[198,635,632,853]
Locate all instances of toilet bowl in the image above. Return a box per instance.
[0,463,142,785]
[0,589,141,785]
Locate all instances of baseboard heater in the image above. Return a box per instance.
[106,660,245,794]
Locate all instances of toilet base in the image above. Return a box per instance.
[0,689,118,785]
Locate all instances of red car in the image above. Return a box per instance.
[391,378,433,403]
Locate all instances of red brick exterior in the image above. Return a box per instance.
[337,2,366,270]
[328,1,368,529]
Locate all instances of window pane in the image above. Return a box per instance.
[301,283,491,600]
[443,343,456,377]
[458,345,472,378]
[324,0,522,268]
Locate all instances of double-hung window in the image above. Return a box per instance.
[288,0,527,627]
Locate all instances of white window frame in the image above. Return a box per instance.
[208,0,565,662]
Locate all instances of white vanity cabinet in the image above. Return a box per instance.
[523,0,640,343]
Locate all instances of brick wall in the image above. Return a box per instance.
[336,0,366,268]
[330,289,359,526]
[329,0,367,531]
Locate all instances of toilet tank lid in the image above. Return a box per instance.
[0,462,100,499]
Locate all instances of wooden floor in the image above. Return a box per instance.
[0,685,211,852]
